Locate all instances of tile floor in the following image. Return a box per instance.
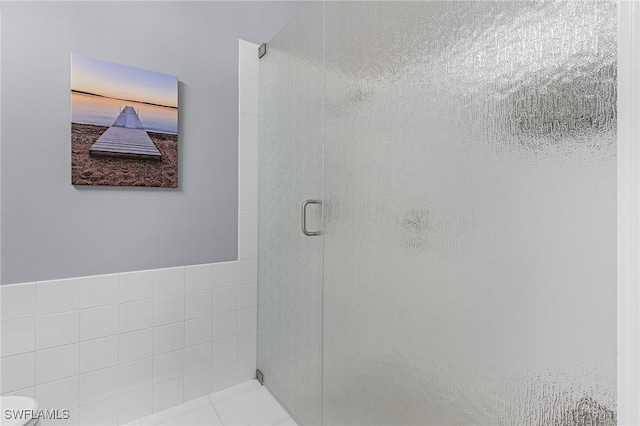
[125,380,296,426]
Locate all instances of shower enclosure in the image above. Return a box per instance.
[258,2,618,424]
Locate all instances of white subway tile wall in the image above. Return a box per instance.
[36,344,79,384]
[0,261,257,425]
[119,358,152,395]
[36,311,79,350]
[214,311,238,341]
[0,40,260,425]
[79,366,119,407]
[238,307,257,334]
[185,343,213,375]
[119,329,153,364]
[80,274,120,309]
[1,317,36,357]
[119,300,154,333]
[153,350,183,385]
[237,354,258,383]
[37,279,80,316]
[2,352,35,392]
[152,376,183,413]
[118,387,153,425]
[79,396,118,426]
[1,283,37,321]
[79,336,118,374]
[213,287,238,315]
[184,368,213,401]
[212,361,239,393]
[185,316,212,348]
[119,271,154,303]
[214,262,238,289]
[153,295,185,327]
[80,305,119,341]
[36,376,79,421]
[185,264,213,293]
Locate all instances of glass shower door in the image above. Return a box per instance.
[260,1,617,424]
[322,1,617,424]
[257,3,324,425]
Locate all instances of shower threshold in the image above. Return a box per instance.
[125,380,296,426]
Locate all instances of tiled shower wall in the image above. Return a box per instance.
[0,40,260,425]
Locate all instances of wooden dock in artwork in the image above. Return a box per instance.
[90,106,162,161]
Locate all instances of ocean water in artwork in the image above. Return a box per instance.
[71,92,177,134]
[71,54,178,134]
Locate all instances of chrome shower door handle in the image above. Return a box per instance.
[301,199,322,236]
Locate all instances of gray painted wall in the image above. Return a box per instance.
[1,1,306,284]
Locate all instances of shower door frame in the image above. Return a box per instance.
[617,1,640,423]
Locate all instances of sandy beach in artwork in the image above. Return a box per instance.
[71,123,178,187]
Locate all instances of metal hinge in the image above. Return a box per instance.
[256,369,264,385]
[258,43,267,59]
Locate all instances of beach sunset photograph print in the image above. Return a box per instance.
[71,54,178,187]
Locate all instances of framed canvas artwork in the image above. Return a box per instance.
[71,54,178,187]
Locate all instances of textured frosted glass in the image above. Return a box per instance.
[257,3,324,425]
[322,1,617,425]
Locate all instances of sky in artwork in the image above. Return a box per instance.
[71,54,177,108]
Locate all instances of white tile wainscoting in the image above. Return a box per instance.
[0,261,258,425]
[0,40,260,425]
